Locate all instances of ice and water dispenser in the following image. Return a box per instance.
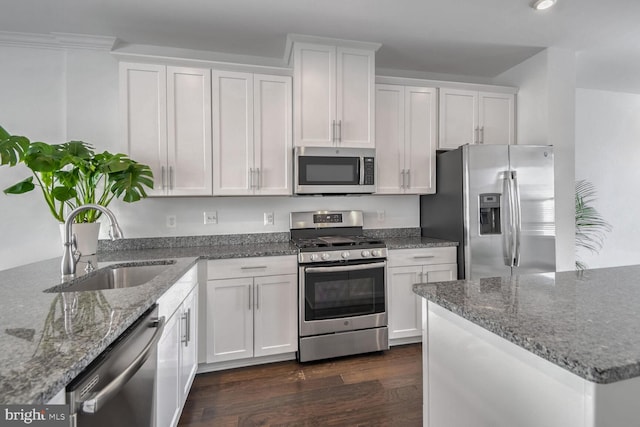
[479,193,501,235]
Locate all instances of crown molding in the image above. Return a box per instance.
[0,31,117,51]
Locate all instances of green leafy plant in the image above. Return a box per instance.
[0,125,153,223]
[575,179,612,270]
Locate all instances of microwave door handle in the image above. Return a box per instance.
[359,157,365,185]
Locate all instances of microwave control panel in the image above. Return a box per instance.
[363,157,375,185]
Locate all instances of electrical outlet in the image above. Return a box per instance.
[166,215,177,228]
[377,210,385,222]
[264,212,274,226]
[204,211,218,225]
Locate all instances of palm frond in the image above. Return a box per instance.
[575,180,612,270]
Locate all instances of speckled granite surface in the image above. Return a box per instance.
[0,230,456,405]
[384,236,458,249]
[413,267,640,384]
[0,256,198,404]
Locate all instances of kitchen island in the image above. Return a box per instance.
[413,266,640,427]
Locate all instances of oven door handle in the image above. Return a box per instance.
[305,261,386,273]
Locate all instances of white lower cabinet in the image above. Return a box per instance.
[205,256,298,365]
[156,266,199,427]
[387,248,457,344]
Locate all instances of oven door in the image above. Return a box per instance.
[300,260,387,336]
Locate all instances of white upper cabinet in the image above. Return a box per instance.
[120,62,212,196]
[213,70,292,195]
[376,84,437,194]
[291,38,379,148]
[439,88,515,149]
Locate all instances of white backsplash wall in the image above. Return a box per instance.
[106,195,419,239]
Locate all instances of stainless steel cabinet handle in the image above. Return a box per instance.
[332,119,336,144]
[169,166,174,190]
[80,316,166,414]
[474,127,479,144]
[413,255,435,260]
[241,266,267,270]
[256,167,261,189]
[407,169,411,189]
[161,166,166,191]
[182,308,191,347]
[480,126,485,144]
[256,285,260,310]
[338,120,342,143]
[248,285,252,310]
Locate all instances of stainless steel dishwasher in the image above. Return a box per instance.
[66,305,165,427]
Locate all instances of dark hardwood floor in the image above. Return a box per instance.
[178,344,423,427]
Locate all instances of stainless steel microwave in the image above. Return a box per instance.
[294,146,376,194]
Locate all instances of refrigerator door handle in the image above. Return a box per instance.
[512,171,522,266]
[503,171,517,267]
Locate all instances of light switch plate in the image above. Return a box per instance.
[166,215,177,228]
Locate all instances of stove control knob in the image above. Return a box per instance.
[371,249,381,257]
[310,253,320,262]
[321,253,331,261]
[341,251,351,259]
[361,250,371,258]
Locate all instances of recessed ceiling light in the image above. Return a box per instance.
[531,0,557,10]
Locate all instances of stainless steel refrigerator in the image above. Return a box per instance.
[420,144,555,280]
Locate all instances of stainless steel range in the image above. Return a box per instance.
[290,210,389,362]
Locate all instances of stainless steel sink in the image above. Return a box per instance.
[45,260,177,293]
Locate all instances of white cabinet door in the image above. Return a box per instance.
[439,88,515,149]
[375,84,436,194]
[156,311,181,427]
[212,70,254,195]
[120,63,167,197]
[479,92,515,145]
[254,74,292,195]
[253,274,298,357]
[166,67,212,196]
[179,287,198,401]
[336,47,375,147]
[404,86,436,194]
[293,43,336,147]
[121,62,212,196]
[293,43,375,148]
[439,88,478,150]
[206,277,254,363]
[388,265,423,340]
[375,84,405,194]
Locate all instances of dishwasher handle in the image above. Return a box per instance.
[80,316,166,414]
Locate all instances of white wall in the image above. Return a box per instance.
[575,88,640,268]
[494,48,576,272]
[0,46,67,269]
[0,45,419,271]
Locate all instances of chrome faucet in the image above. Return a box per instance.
[61,204,123,279]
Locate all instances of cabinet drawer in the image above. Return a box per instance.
[207,255,297,280]
[387,247,456,268]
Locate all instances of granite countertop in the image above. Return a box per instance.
[413,266,640,384]
[0,230,457,405]
[384,236,458,250]
[0,256,198,405]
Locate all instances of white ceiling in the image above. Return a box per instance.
[2,0,640,92]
